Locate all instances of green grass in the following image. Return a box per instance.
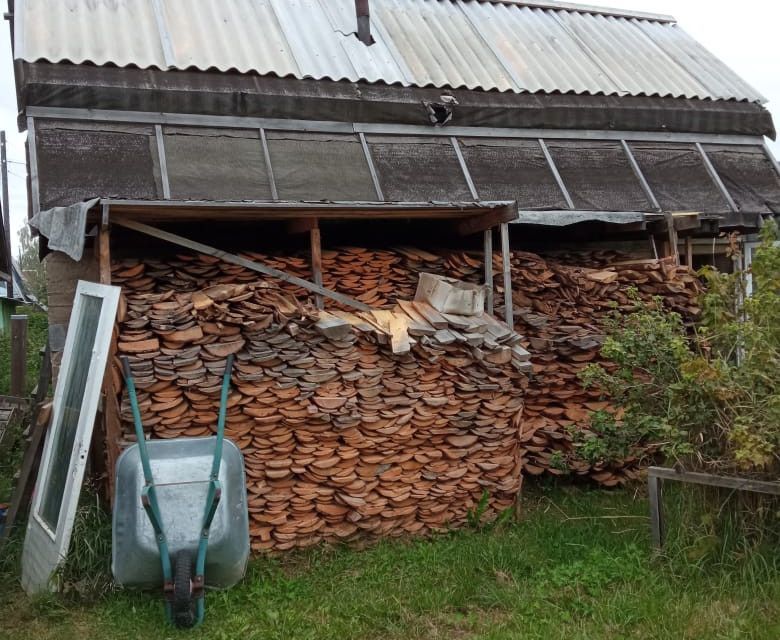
[1,484,778,640]
[0,307,48,501]
[0,306,48,397]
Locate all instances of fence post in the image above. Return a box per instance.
[10,314,28,397]
[648,472,664,551]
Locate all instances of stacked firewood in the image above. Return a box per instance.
[112,258,530,552]
[492,252,701,486]
[110,245,701,499]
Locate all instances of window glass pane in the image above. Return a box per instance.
[38,294,103,530]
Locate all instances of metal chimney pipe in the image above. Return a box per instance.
[355,0,373,45]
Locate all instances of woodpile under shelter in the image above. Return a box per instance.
[7,0,780,549]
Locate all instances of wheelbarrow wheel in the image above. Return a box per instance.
[172,551,196,628]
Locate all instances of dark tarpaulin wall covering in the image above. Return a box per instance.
[628,143,730,213]
[703,145,780,213]
[546,141,652,212]
[163,127,272,201]
[17,63,779,139]
[266,132,377,201]
[30,121,780,230]
[36,121,161,211]
[457,138,568,210]
[367,136,473,202]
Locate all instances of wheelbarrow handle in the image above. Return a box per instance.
[211,354,234,480]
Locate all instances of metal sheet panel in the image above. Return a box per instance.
[14,0,766,102]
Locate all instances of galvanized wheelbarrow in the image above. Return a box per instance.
[112,354,249,628]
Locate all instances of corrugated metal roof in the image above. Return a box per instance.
[12,0,767,103]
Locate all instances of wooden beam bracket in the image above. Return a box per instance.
[456,203,518,236]
[287,218,319,235]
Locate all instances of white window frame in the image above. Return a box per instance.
[22,280,120,593]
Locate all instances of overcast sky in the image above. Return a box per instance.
[1,0,779,253]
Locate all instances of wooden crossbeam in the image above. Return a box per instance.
[456,204,517,236]
[647,466,780,550]
[111,216,372,312]
[287,218,319,234]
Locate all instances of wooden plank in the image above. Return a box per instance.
[395,301,435,336]
[329,310,375,333]
[451,136,479,200]
[685,236,693,269]
[648,474,664,550]
[287,218,318,234]
[314,311,352,340]
[96,204,118,502]
[310,224,324,311]
[456,204,517,236]
[621,139,661,212]
[154,124,171,200]
[27,117,41,217]
[387,314,412,355]
[500,223,513,328]
[484,230,494,314]
[259,128,279,201]
[98,205,111,285]
[32,108,769,147]
[103,374,122,505]
[0,405,19,458]
[0,408,48,549]
[663,212,679,265]
[359,132,384,201]
[539,139,575,209]
[112,216,372,311]
[1,131,11,299]
[10,315,28,398]
[696,142,738,213]
[648,466,780,496]
[411,301,449,330]
[0,343,51,549]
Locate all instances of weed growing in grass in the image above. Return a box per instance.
[53,485,114,601]
[466,490,514,532]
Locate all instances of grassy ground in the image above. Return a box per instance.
[0,484,778,640]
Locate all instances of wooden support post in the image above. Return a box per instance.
[648,474,664,550]
[500,223,513,328]
[99,205,111,285]
[10,315,28,398]
[96,205,121,503]
[310,221,323,311]
[1,130,11,300]
[685,236,693,269]
[664,212,679,265]
[483,229,494,314]
[0,342,51,549]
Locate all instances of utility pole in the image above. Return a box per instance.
[0,130,12,298]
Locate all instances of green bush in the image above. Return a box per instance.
[578,221,780,477]
[0,307,48,396]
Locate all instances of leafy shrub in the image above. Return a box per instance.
[0,307,48,396]
[578,222,780,476]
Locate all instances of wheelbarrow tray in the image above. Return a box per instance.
[112,436,249,590]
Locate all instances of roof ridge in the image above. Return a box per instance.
[462,1,677,23]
